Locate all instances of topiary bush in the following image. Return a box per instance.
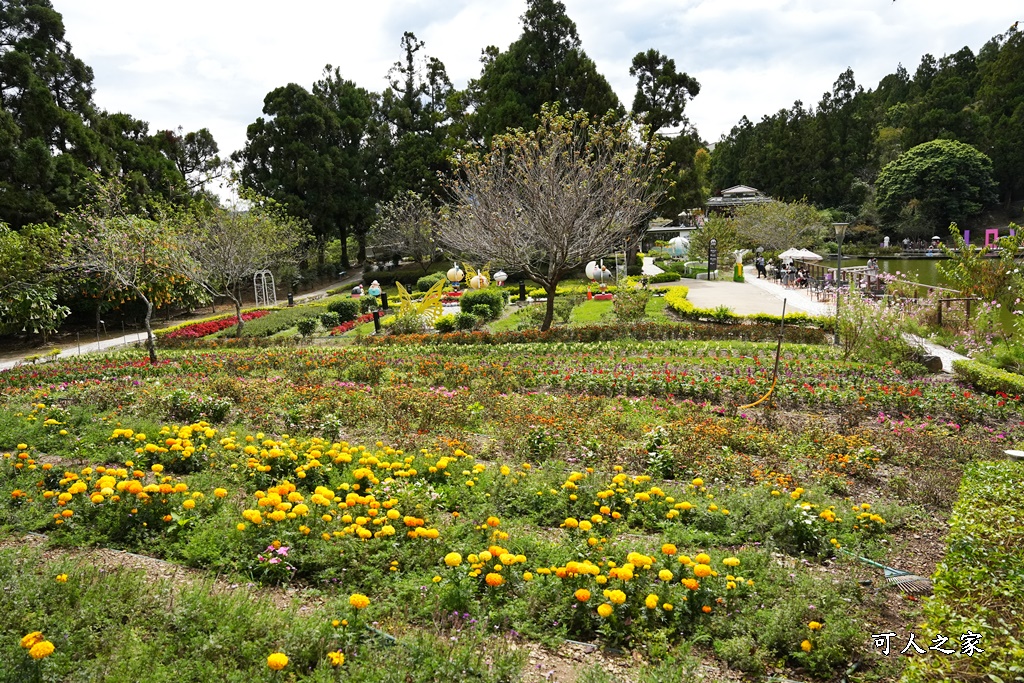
[459,288,507,320]
[296,317,320,337]
[455,312,478,330]
[319,311,340,329]
[416,272,445,292]
[326,298,360,322]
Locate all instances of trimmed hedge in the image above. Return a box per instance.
[952,359,1024,398]
[900,460,1024,683]
[664,285,832,330]
[224,304,329,337]
[416,272,446,292]
[362,320,827,346]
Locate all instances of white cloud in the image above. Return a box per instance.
[55,0,1020,160]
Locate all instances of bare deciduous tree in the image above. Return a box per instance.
[185,192,309,335]
[440,105,665,330]
[367,191,437,272]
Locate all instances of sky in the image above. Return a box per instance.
[57,0,1020,180]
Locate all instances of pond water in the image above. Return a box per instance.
[817,258,950,288]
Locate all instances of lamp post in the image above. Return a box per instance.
[833,223,849,345]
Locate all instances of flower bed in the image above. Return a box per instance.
[329,312,376,336]
[156,309,270,339]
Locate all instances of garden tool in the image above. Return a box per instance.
[840,550,932,594]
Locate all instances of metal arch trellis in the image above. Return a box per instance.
[253,270,277,307]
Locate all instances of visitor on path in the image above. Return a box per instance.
[755,255,767,279]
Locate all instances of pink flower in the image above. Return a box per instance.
[269,557,281,564]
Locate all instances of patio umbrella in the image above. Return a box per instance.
[778,248,803,261]
[795,249,823,260]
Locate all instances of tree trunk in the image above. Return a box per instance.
[341,235,350,270]
[357,233,366,265]
[141,295,157,365]
[231,294,244,337]
[540,279,559,332]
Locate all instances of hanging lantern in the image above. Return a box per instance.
[469,274,489,289]
[447,265,464,283]
[493,270,508,286]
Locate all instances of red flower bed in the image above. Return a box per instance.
[330,313,376,336]
[165,310,271,340]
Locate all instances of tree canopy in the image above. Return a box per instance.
[440,105,664,331]
[875,139,997,236]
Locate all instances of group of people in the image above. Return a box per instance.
[779,262,809,288]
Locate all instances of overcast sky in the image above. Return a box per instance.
[58,0,1019,171]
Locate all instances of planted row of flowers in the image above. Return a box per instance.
[160,310,271,340]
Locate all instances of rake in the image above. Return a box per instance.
[840,550,933,594]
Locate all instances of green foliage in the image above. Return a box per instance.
[686,213,739,263]
[228,305,328,337]
[875,139,998,235]
[416,272,445,292]
[730,199,827,252]
[612,288,652,323]
[952,359,1024,397]
[470,0,621,140]
[368,191,437,271]
[901,461,1024,683]
[648,271,679,283]
[938,222,1024,310]
[433,314,458,333]
[836,289,920,362]
[296,317,320,337]
[326,298,360,323]
[629,49,700,139]
[0,223,69,338]
[459,288,507,321]
[454,312,478,331]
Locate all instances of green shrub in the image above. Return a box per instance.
[664,287,692,315]
[649,271,680,283]
[613,288,652,322]
[455,312,478,330]
[952,359,1024,397]
[319,311,340,329]
[387,313,426,335]
[434,314,458,333]
[459,288,507,320]
[326,297,360,322]
[416,272,445,292]
[359,296,379,314]
[296,317,320,337]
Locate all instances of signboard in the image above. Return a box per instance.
[707,238,718,279]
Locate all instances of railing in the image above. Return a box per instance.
[936,297,981,327]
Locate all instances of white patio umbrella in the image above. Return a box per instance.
[795,249,823,261]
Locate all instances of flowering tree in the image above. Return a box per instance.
[63,184,198,363]
[440,105,665,331]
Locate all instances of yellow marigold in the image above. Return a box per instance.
[349,593,370,610]
[722,557,740,567]
[214,488,227,498]
[151,464,163,473]
[574,588,591,602]
[522,571,533,581]
[267,652,289,670]
[55,574,68,583]
[29,640,54,660]
[478,550,492,562]
[607,589,626,605]
[485,572,504,587]
[691,478,704,487]
[808,621,822,631]
[328,650,345,667]
[681,578,699,591]
[661,543,677,555]
[645,594,659,609]
[801,639,812,652]
[444,552,463,567]
[20,632,44,649]
[695,553,711,565]
[486,516,500,527]
[693,564,713,578]
[182,499,196,510]
[597,603,613,618]
[658,569,673,581]
[578,520,592,531]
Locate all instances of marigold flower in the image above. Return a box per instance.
[801,639,812,652]
[695,553,711,565]
[328,651,345,667]
[645,594,659,609]
[349,593,370,610]
[702,605,712,614]
[214,488,227,498]
[485,572,504,587]
[267,652,289,670]
[20,632,44,649]
[55,574,68,583]
[182,499,196,510]
[607,589,626,605]
[29,640,54,660]
[691,478,704,487]
[661,543,677,555]
[693,564,713,578]
[597,603,613,618]
[722,557,740,567]
[574,588,591,602]
[444,552,463,567]
[681,578,700,591]
[808,621,822,631]
[658,569,673,581]
[486,516,500,527]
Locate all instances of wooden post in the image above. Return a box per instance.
[937,299,942,326]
